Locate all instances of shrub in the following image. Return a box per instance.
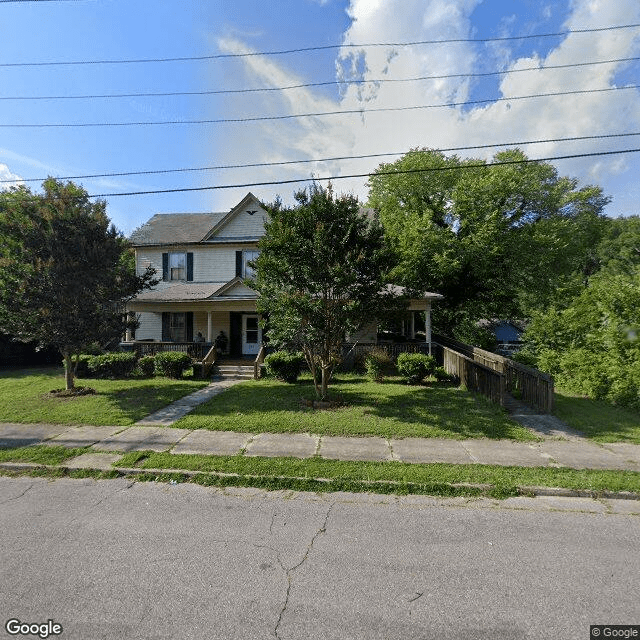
[154,351,193,379]
[397,352,436,385]
[67,354,93,378]
[137,355,156,378]
[433,366,454,382]
[264,351,306,383]
[364,348,394,383]
[87,352,138,379]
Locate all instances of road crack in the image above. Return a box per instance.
[274,502,334,639]
[0,482,34,505]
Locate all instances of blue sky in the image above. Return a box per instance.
[0,0,639,235]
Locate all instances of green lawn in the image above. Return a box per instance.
[554,389,640,444]
[175,374,538,441]
[0,366,209,426]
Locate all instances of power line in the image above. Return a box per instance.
[3,131,640,184]
[1,84,637,128]
[1,23,638,67]
[83,148,640,199]
[2,56,638,101]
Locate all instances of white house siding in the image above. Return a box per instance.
[220,282,258,297]
[216,207,267,238]
[347,320,378,343]
[136,245,259,285]
[193,245,256,282]
[135,311,163,340]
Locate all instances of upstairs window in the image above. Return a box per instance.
[162,252,193,281]
[236,250,260,279]
[170,253,185,281]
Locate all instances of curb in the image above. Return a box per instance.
[2,461,639,501]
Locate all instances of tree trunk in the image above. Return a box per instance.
[63,350,75,390]
[321,366,329,400]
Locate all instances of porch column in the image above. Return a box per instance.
[410,312,415,339]
[425,301,432,355]
[207,311,213,343]
[125,312,133,342]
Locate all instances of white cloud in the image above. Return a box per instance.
[215,0,640,214]
[0,163,23,190]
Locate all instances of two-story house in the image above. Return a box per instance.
[126,192,443,360]
[127,192,265,358]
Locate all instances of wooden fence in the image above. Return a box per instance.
[433,334,554,413]
[440,345,506,406]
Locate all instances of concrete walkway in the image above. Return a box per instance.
[134,377,245,426]
[1,422,640,472]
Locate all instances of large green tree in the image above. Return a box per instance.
[519,215,640,408]
[252,185,398,399]
[0,179,157,389]
[367,148,609,341]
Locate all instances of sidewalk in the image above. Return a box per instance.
[2,378,640,473]
[1,421,640,472]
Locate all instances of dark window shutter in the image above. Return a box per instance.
[186,252,194,281]
[162,253,169,281]
[162,312,170,341]
[186,312,194,342]
[236,251,243,277]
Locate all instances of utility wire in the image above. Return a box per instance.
[3,131,640,184]
[1,84,637,128]
[2,56,638,101]
[1,23,638,67]
[84,148,640,199]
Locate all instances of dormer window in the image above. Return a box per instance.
[162,252,194,281]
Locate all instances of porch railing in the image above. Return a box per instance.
[201,345,217,378]
[130,341,212,361]
[254,344,266,380]
[342,342,431,367]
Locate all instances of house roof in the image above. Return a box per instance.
[129,192,264,246]
[129,213,227,246]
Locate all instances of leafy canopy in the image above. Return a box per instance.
[367,148,609,340]
[252,184,398,398]
[520,215,640,410]
[0,178,157,388]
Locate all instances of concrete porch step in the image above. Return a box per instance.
[214,364,255,380]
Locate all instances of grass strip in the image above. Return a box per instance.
[115,451,640,495]
[0,445,88,465]
[554,390,640,444]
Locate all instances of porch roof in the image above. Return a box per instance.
[384,284,444,301]
[133,282,229,302]
[131,278,258,303]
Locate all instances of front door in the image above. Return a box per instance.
[241,314,261,355]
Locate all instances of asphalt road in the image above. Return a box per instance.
[1,476,638,640]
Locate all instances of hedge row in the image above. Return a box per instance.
[67,351,194,379]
